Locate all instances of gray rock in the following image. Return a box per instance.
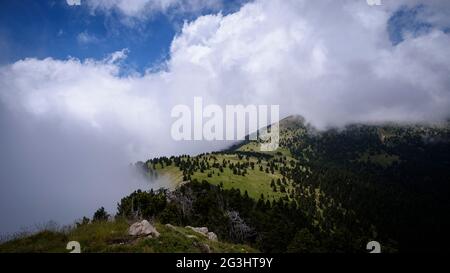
[128,220,160,238]
[186,226,209,235]
[186,226,218,241]
[207,232,218,241]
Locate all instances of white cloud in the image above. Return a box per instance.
[2,0,450,153]
[85,0,223,18]
[77,31,99,44]
[107,48,129,63]
[66,0,81,6]
[2,0,450,150]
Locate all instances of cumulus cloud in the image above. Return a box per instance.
[163,0,450,127]
[85,0,223,18]
[1,0,450,233]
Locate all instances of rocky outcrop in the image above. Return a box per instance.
[186,226,208,234]
[185,226,218,241]
[128,220,160,238]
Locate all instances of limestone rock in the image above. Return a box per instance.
[128,220,160,238]
[207,232,218,241]
[186,226,208,235]
[186,226,218,241]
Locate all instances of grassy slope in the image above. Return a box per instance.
[150,117,305,201]
[0,220,257,253]
[153,165,184,189]
[152,150,298,201]
[191,154,288,201]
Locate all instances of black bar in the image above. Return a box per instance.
[0,253,444,272]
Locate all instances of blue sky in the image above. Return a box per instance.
[388,5,433,45]
[0,0,247,72]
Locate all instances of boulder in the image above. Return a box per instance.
[128,220,160,238]
[207,232,218,241]
[186,226,208,235]
[186,226,218,241]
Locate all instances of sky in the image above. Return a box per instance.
[0,0,450,234]
[0,0,246,70]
